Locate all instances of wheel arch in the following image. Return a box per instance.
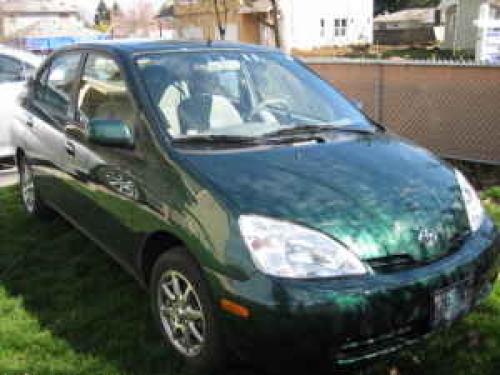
[139,230,187,285]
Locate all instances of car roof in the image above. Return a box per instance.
[59,39,278,57]
[0,45,42,67]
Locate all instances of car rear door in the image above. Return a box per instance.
[21,51,84,208]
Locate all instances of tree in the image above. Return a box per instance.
[113,0,157,38]
[95,0,111,26]
[202,0,282,47]
[212,0,229,40]
[112,1,122,17]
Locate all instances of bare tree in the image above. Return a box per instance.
[112,0,157,38]
[212,0,229,40]
[269,0,281,48]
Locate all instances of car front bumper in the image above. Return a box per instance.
[206,218,500,367]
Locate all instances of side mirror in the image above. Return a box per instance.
[87,119,134,148]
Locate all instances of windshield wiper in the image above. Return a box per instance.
[173,135,265,145]
[263,125,376,138]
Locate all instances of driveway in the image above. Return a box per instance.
[0,167,18,188]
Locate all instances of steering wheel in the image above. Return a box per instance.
[246,98,292,121]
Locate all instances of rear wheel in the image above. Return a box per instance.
[18,155,54,219]
[150,247,225,374]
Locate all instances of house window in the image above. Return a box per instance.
[334,18,347,37]
[320,18,325,37]
[491,6,500,20]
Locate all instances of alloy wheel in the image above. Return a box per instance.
[157,270,206,357]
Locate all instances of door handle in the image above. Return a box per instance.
[65,141,76,157]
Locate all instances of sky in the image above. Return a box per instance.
[76,0,167,22]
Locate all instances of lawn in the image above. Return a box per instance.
[0,185,499,375]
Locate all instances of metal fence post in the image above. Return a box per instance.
[374,62,383,123]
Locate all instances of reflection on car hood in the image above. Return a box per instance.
[182,133,470,264]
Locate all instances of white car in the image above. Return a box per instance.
[0,47,42,161]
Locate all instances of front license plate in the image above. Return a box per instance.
[432,281,473,327]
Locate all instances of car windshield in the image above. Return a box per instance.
[136,50,374,140]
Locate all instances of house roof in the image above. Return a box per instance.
[0,0,79,14]
[374,8,437,24]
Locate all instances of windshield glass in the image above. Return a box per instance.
[136,50,374,139]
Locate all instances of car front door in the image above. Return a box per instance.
[21,51,83,208]
[63,52,144,269]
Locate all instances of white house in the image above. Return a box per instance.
[0,0,82,38]
[440,0,500,55]
[169,0,373,50]
[281,0,374,50]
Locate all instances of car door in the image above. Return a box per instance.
[21,51,83,208]
[63,52,143,268]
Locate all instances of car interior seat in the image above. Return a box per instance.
[141,64,188,136]
[177,94,243,135]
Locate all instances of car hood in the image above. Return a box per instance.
[181,133,470,265]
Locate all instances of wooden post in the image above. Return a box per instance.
[270,0,281,48]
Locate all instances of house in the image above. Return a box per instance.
[281,0,373,49]
[170,0,272,44]
[0,0,105,52]
[169,0,373,50]
[440,0,500,56]
[374,8,443,45]
[0,0,81,38]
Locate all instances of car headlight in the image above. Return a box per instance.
[239,215,368,278]
[455,169,485,232]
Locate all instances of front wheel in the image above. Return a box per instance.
[18,155,54,219]
[150,247,226,375]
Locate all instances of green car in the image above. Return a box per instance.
[12,40,499,373]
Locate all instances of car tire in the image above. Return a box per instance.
[18,155,54,219]
[150,247,226,375]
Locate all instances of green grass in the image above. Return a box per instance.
[0,186,499,375]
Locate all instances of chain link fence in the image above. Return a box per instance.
[305,58,500,166]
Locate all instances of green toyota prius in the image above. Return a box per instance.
[12,40,499,373]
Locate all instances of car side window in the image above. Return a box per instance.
[35,53,82,118]
[77,54,135,131]
[0,55,23,83]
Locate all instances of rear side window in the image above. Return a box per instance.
[37,53,81,116]
[0,55,23,83]
[77,54,136,130]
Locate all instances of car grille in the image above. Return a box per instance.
[367,231,471,274]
